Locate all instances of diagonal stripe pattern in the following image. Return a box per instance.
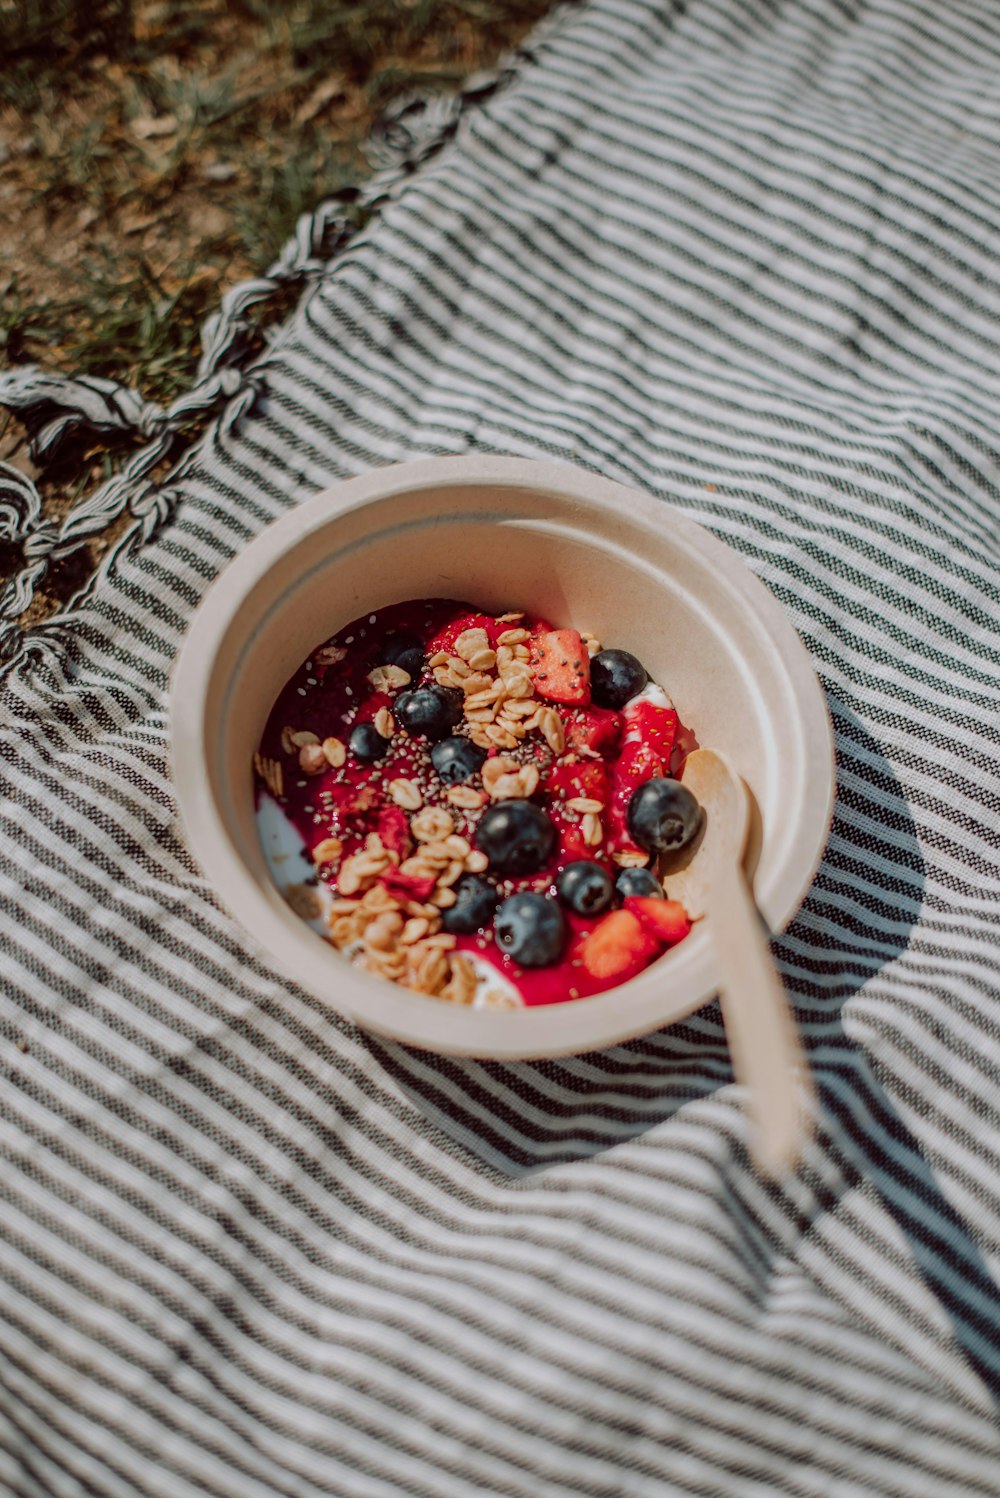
[1,1,999,1493]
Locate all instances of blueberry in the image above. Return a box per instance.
[556,860,615,916]
[441,875,499,935]
[590,649,648,710]
[614,866,663,901]
[394,685,464,740]
[494,893,566,967]
[475,799,556,877]
[379,632,424,684]
[431,736,488,785]
[626,777,703,856]
[349,722,392,762]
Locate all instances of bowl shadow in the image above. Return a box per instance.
[365,696,920,1174]
[362,693,1000,1405]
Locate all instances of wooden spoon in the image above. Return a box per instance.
[663,748,813,1177]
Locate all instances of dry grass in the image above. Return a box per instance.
[0,0,559,618]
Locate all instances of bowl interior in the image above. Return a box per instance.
[173,458,833,1058]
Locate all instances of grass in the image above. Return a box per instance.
[3,251,221,403]
[0,0,559,616]
[1,0,557,391]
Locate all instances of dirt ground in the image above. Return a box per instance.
[0,0,558,622]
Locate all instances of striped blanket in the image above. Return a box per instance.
[1,1,998,1493]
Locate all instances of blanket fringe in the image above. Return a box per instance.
[0,28,545,674]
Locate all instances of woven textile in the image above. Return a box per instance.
[2,1,1000,1493]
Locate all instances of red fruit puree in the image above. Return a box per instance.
[254,600,698,1008]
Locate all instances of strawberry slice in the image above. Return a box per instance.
[563,705,622,757]
[625,896,692,947]
[549,807,592,865]
[580,909,659,981]
[376,805,412,863]
[622,699,678,763]
[546,759,611,805]
[531,629,591,705]
[547,763,610,861]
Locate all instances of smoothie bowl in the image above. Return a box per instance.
[170,456,834,1060]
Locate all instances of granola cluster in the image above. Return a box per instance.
[327,812,483,992]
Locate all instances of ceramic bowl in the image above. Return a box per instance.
[170,455,834,1059]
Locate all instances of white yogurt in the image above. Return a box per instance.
[625,681,674,711]
[257,792,333,935]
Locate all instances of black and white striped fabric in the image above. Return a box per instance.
[2,1,1000,1492]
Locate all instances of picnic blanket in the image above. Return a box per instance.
[1,0,999,1493]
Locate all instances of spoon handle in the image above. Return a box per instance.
[708,859,812,1177]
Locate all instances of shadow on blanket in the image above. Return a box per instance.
[367,704,921,1171]
[365,703,1000,1404]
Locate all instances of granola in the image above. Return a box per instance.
[255,598,699,1007]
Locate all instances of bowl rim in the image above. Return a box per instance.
[170,454,835,1059]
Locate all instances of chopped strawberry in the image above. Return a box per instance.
[531,629,591,705]
[580,909,660,981]
[426,611,551,655]
[549,807,593,865]
[376,805,412,863]
[611,738,660,796]
[606,740,660,854]
[546,763,609,861]
[545,763,610,862]
[564,705,622,757]
[425,611,497,658]
[625,897,692,947]
[379,867,437,903]
[622,699,678,763]
[605,705,678,854]
[546,759,611,805]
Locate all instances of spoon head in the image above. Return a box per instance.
[661,748,750,917]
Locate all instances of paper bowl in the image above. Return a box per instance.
[170,455,833,1059]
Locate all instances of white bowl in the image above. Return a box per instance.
[170,455,834,1059]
